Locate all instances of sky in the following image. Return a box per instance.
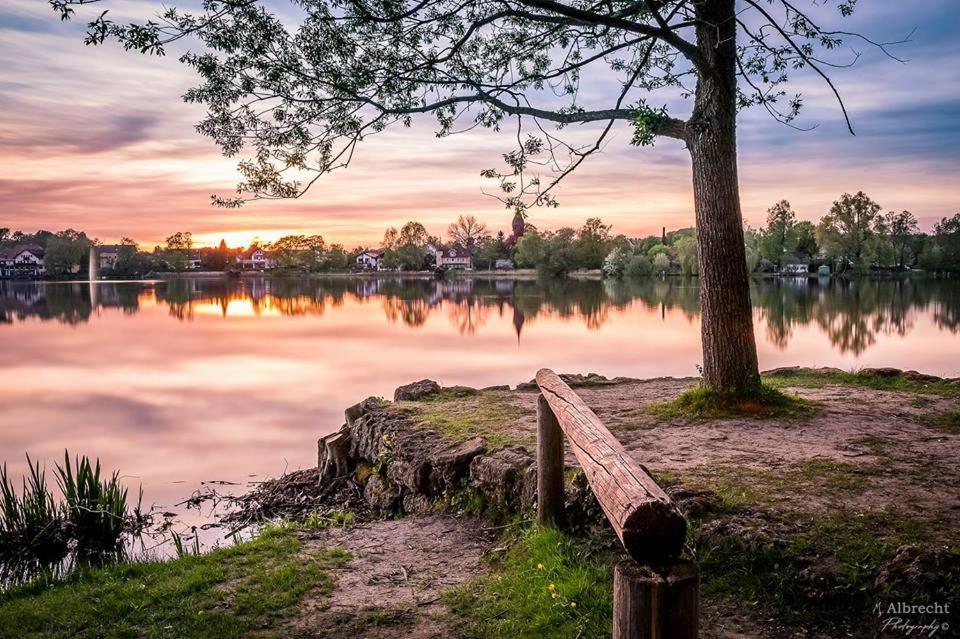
[0,0,957,248]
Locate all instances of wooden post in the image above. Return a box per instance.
[536,393,564,527]
[613,560,699,639]
[536,369,686,561]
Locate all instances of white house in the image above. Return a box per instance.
[238,247,275,270]
[0,245,46,279]
[435,246,473,270]
[98,245,123,270]
[356,249,385,270]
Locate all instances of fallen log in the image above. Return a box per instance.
[535,368,686,561]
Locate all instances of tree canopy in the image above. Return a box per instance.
[49,0,901,210]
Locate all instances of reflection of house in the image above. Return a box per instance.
[436,246,473,270]
[238,247,274,270]
[356,249,384,270]
[0,245,46,278]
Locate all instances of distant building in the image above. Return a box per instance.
[781,252,810,276]
[494,259,514,270]
[187,250,203,270]
[0,245,46,279]
[98,245,123,270]
[356,249,385,270]
[435,246,473,270]
[238,247,275,270]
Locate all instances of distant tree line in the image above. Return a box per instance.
[4,193,958,279]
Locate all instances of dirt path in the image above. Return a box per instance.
[284,514,497,638]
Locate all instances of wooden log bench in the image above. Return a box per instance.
[535,368,698,639]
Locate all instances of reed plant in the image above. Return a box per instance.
[0,456,68,564]
[55,453,129,555]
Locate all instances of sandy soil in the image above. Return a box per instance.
[284,514,497,638]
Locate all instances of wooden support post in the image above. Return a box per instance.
[536,393,565,527]
[536,369,686,561]
[613,561,699,639]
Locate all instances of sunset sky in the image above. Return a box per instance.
[0,0,957,248]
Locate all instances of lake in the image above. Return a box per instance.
[2,275,958,538]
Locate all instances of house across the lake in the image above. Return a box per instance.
[781,252,810,276]
[238,247,275,270]
[98,245,123,270]
[356,249,385,270]
[435,246,473,270]
[0,245,46,279]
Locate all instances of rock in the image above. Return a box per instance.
[401,493,432,515]
[902,370,943,383]
[519,464,537,509]
[431,437,486,490]
[859,367,903,378]
[386,458,431,493]
[469,446,534,507]
[481,385,511,391]
[345,396,386,426]
[363,475,400,512]
[442,385,479,397]
[393,379,441,401]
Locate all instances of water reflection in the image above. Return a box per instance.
[2,277,957,356]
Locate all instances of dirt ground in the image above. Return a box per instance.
[284,514,497,638]
[280,376,960,637]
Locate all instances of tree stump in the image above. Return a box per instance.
[613,560,699,639]
[319,430,351,482]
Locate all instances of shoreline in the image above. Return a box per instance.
[2,365,958,636]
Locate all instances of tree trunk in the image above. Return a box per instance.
[688,0,761,392]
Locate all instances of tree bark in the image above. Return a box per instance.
[687,0,761,392]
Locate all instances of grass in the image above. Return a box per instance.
[692,506,940,626]
[930,410,960,433]
[763,368,960,398]
[446,526,615,638]
[0,526,350,639]
[398,389,534,448]
[648,382,816,420]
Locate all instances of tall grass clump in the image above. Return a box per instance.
[0,456,68,565]
[55,453,130,555]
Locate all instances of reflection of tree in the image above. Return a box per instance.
[382,296,429,328]
[3,277,959,357]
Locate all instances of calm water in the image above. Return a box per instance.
[2,275,959,529]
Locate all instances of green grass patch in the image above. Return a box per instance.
[398,390,534,448]
[930,410,960,433]
[764,369,960,398]
[0,527,350,639]
[648,382,815,420]
[693,506,939,626]
[683,459,880,510]
[447,526,615,638]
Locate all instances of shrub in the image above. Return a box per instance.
[624,254,653,277]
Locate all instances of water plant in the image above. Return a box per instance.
[55,452,130,556]
[0,456,68,564]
